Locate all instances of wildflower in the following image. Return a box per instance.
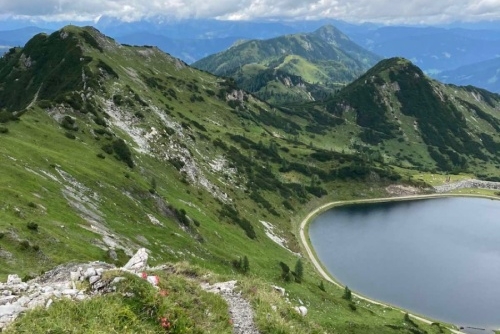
[141,272,147,279]
[159,289,169,297]
[160,316,171,330]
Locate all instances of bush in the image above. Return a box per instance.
[0,126,8,134]
[61,115,78,131]
[96,153,106,159]
[112,139,134,168]
[342,286,352,300]
[294,259,304,283]
[26,222,38,231]
[19,240,30,250]
[64,131,76,139]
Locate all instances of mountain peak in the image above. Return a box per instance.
[312,24,350,44]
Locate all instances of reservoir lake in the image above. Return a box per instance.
[309,197,500,331]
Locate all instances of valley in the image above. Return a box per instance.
[0,23,499,334]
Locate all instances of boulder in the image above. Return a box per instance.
[123,248,148,272]
[6,275,22,285]
[294,306,308,316]
[271,285,286,296]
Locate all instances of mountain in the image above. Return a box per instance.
[436,57,500,93]
[193,25,381,105]
[3,25,500,333]
[308,57,500,174]
[0,25,458,333]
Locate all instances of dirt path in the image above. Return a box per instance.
[298,194,467,334]
[201,280,259,334]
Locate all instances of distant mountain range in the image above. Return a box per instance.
[436,57,500,93]
[2,18,500,92]
[193,25,380,104]
[348,26,500,72]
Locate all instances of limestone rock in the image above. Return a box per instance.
[294,306,308,316]
[271,285,286,296]
[7,275,22,285]
[123,248,148,272]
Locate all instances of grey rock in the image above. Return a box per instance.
[294,306,308,316]
[0,304,26,317]
[89,275,101,285]
[0,295,17,306]
[111,277,126,285]
[70,271,81,281]
[123,248,148,272]
[83,268,96,279]
[7,275,22,285]
[61,289,78,296]
[45,299,53,309]
[16,296,31,307]
[108,249,118,261]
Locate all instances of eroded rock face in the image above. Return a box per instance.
[0,248,151,331]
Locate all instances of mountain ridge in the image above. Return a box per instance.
[0,25,499,333]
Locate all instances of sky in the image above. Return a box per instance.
[0,0,500,24]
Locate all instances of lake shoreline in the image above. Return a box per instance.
[299,192,500,334]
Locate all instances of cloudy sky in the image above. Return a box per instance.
[0,0,499,24]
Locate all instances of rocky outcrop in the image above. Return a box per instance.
[434,179,500,193]
[0,248,152,331]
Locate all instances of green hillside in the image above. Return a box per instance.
[193,25,380,105]
[0,26,498,334]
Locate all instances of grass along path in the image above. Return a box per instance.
[297,192,500,334]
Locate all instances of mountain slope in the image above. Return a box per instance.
[0,26,454,334]
[311,57,500,174]
[193,25,380,105]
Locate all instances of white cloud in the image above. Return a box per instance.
[0,0,499,24]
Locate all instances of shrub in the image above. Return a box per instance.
[101,144,113,154]
[19,240,30,250]
[27,202,37,208]
[279,261,292,282]
[27,222,38,231]
[61,115,78,131]
[0,126,8,134]
[93,116,107,127]
[342,286,352,300]
[0,232,4,239]
[319,281,326,292]
[96,153,106,159]
[64,132,76,139]
[294,259,304,283]
[112,139,134,168]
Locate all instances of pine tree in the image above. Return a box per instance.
[294,259,304,283]
[342,286,352,300]
[242,256,250,273]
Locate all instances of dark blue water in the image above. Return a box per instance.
[309,197,500,331]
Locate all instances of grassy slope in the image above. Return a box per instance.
[2,27,498,333]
